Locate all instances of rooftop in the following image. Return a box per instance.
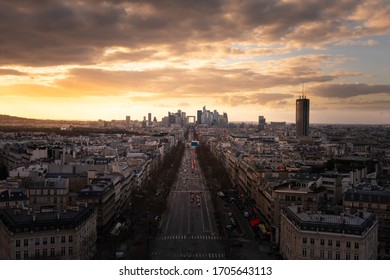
[282,205,377,236]
[0,206,95,233]
[343,186,390,204]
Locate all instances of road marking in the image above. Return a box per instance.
[155,235,221,240]
[179,203,184,232]
[171,190,209,193]
[187,195,191,234]
[203,192,213,233]
[163,213,171,234]
[150,251,225,260]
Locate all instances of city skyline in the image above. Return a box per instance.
[0,1,389,124]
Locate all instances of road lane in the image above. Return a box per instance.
[150,146,226,259]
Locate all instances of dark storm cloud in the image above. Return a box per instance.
[0,0,384,67]
[0,0,226,66]
[231,0,359,28]
[310,83,390,98]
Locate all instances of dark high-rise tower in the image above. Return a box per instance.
[197,110,202,124]
[258,116,266,130]
[148,113,152,125]
[296,95,310,137]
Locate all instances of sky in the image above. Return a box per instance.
[0,0,389,124]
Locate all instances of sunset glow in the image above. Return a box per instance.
[0,0,389,123]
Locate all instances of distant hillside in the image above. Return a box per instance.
[0,114,32,121]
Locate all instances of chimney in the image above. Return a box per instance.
[87,170,97,183]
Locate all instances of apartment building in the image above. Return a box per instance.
[22,177,69,212]
[76,180,115,230]
[0,206,97,259]
[0,189,28,209]
[321,173,343,204]
[280,205,378,260]
[271,178,327,243]
[343,186,390,258]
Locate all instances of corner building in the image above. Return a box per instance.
[343,187,390,258]
[0,206,97,260]
[280,206,378,260]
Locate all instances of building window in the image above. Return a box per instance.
[320,239,324,246]
[61,236,66,243]
[320,250,324,259]
[336,240,340,247]
[61,247,66,256]
[16,240,20,247]
[43,249,47,257]
[43,237,47,245]
[303,237,307,244]
[16,251,21,260]
[328,251,332,259]
[310,238,315,245]
[23,250,29,260]
[328,240,332,246]
[50,248,55,256]
[69,235,73,243]
[35,249,40,258]
[69,247,73,256]
[302,248,307,257]
[354,254,359,260]
[24,239,28,246]
[35,238,40,245]
[355,242,359,249]
[346,253,351,260]
[336,252,340,260]
[50,237,55,244]
[310,249,314,258]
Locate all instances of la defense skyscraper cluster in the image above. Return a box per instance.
[296,95,310,137]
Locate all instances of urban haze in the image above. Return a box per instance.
[0,105,389,260]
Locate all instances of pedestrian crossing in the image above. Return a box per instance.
[151,251,226,260]
[171,190,209,193]
[155,234,221,241]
